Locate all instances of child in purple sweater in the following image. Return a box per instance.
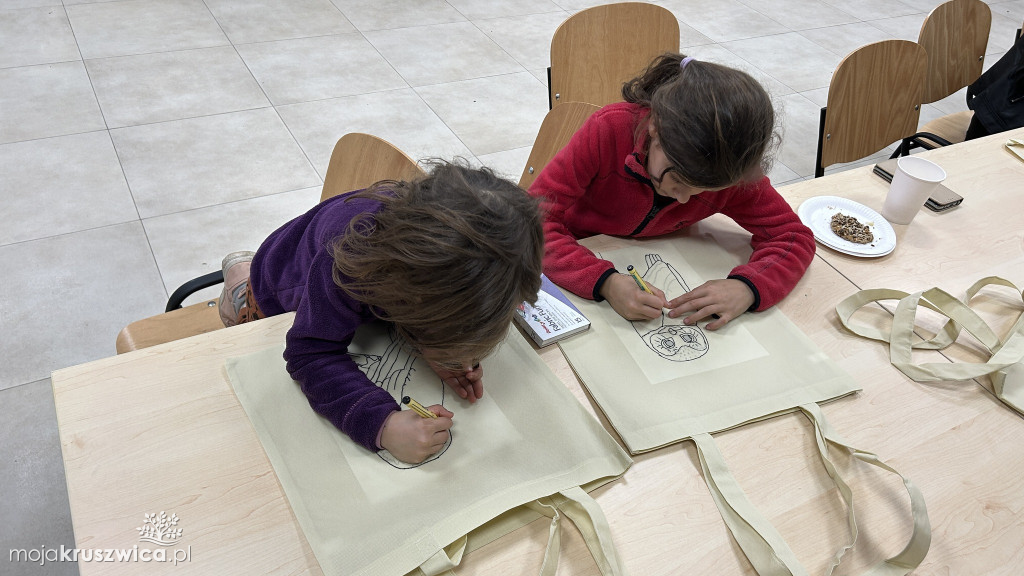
[219,162,544,464]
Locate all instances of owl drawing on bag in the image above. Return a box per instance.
[629,254,709,362]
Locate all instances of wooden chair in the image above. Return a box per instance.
[548,2,678,109]
[115,134,424,354]
[321,132,424,202]
[518,102,601,189]
[814,40,928,177]
[908,0,991,148]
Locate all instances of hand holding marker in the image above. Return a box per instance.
[627,264,663,316]
[628,264,718,320]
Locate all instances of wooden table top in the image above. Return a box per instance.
[781,126,1024,394]
[51,128,1024,575]
[779,127,1024,293]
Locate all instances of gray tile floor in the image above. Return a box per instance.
[1,0,1022,573]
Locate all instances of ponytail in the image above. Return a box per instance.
[621,52,688,105]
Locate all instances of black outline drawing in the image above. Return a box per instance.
[350,324,452,469]
[629,254,710,362]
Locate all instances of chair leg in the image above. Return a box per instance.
[547,66,553,110]
[814,107,827,178]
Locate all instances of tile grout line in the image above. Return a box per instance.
[434,5,555,163]
[199,0,326,185]
[0,377,53,395]
[60,0,170,301]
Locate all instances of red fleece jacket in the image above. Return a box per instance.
[528,102,815,311]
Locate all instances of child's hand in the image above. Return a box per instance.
[666,279,755,330]
[379,406,454,464]
[428,360,484,404]
[600,273,668,320]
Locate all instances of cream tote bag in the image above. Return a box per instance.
[837,276,1024,415]
[559,237,929,576]
[226,323,632,576]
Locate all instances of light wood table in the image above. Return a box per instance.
[51,130,1024,575]
[781,127,1024,400]
[780,127,1024,293]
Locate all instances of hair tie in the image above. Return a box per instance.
[680,56,695,70]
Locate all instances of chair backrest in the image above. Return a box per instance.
[519,102,601,189]
[321,133,424,202]
[816,40,928,176]
[918,0,991,104]
[549,2,679,108]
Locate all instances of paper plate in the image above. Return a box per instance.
[797,196,896,258]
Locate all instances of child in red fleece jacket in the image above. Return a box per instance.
[529,53,815,330]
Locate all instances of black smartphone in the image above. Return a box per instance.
[924,185,964,212]
[873,158,963,212]
[872,158,897,182]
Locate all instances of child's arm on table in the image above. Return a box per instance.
[284,252,452,464]
[666,279,755,330]
[666,176,814,328]
[379,405,454,464]
[528,112,626,303]
[599,273,668,320]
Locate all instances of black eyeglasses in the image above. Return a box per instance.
[650,165,680,186]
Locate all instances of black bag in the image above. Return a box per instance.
[966,33,1024,139]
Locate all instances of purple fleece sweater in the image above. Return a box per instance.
[249,193,398,452]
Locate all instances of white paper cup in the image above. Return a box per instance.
[881,156,946,224]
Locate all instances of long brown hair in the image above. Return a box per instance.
[622,52,779,188]
[332,161,544,368]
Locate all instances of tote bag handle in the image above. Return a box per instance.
[692,404,930,576]
[417,487,627,576]
[527,486,628,576]
[836,277,1024,414]
[418,535,468,576]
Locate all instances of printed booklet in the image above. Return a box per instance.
[514,274,591,347]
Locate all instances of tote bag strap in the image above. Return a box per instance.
[524,487,628,576]
[692,432,807,576]
[798,403,930,576]
[555,486,627,576]
[835,288,960,349]
[417,486,626,576]
[692,405,930,576]
[417,535,467,576]
[836,277,1024,413]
